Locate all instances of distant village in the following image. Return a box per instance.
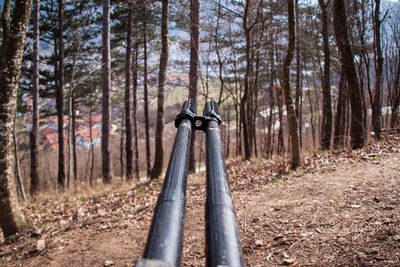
[20,74,191,151]
[25,114,102,151]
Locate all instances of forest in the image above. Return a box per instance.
[0,0,400,265]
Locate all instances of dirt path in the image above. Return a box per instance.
[234,153,400,266]
[1,140,399,266]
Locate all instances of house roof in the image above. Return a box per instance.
[85,115,102,125]
[77,128,101,141]
[40,127,57,136]
[43,132,59,143]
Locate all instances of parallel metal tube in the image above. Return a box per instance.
[142,118,192,266]
[205,117,243,267]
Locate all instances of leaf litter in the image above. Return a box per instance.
[0,136,399,266]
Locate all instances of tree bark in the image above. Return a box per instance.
[30,0,40,195]
[125,4,133,181]
[0,0,32,238]
[295,0,302,147]
[151,0,169,179]
[319,0,333,150]
[71,93,77,186]
[266,39,275,157]
[89,103,94,186]
[14,112,26,202]
[120,112,125,179]
[188,0,200,173]
[133,45,140,179]
[307,89,316,149]
[57,0,66,191]
[372,0,383,138]
[390,59,400,130]
[241,0,253,160]
[282,0,301,169]
[334,67,347,149]
[333,0,365,149]
[142,1,151,177]
[102,0,112,183]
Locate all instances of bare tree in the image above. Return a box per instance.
[319,0,333,149]
[295,0,302,146]
[282,0,301,169]
[372,0,385,138]
[333,0,365,149]
[241,0,253,160]
[334,67,347,149]
[0,0,32,238]
[151,0,169,179]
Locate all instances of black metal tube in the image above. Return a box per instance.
[142,101,194,266]
[204,101,244,267]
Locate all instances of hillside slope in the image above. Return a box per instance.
[1,137,399,266]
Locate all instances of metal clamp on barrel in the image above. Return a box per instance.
[174,98,197,128]
[175,99,222,132]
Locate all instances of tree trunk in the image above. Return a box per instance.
[307,89,316,149]
[133,45,140,179]
[334,67,347,149]
[215,0,225,105]
[125,4,133,181]
[188,0,200,173]
[71,94,77,186]
[282,0,301,169]
[142,1,151,177]
[319,0,332,150]
[67,85,71,188]
[372,0,383,138]
[226,106,231,158]
[30,0,40,195]
[151,0,169,179]
[295,0,302,147]
[14,113,26,202]
[390,59,400,130]
[0,0,32,238]
[89,104,94,186]
[102,0,112,183]
[266,41,275,157]
[333,0,365,149]
[253,52,260,158]
[241,0,253,160]
[120,112,125,179]
[57,0,66,191]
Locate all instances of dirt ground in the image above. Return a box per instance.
[1,137,400,266]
